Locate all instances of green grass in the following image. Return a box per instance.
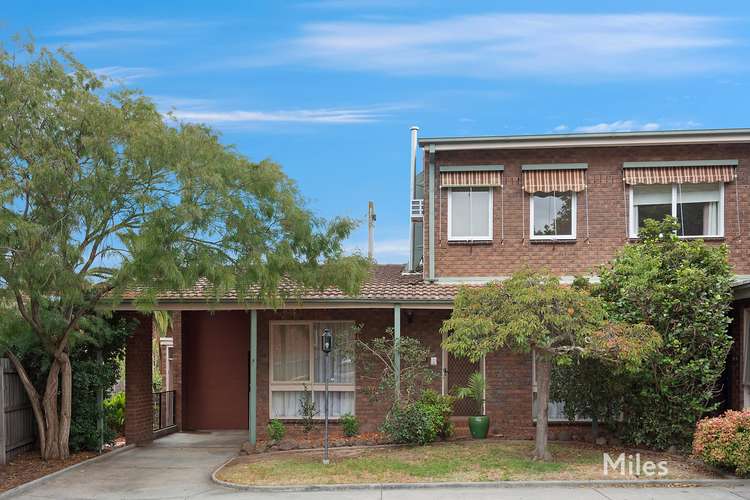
[216,440,642,485]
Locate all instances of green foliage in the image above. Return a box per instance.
[267,419,286,442]
[298,384,318,434]
[381,401,437,445]
[693,409,750,477]
[0,40,369,457]
[381,390,455,445]
[441,269,660,459]
[104,392,125,435]
[597,217,733,449]
[550,357,625,433]
[340,413,359,437]
[1,311,130,452]
[359,328,437,405]
[419,389,455,439]
[455,372,485,416]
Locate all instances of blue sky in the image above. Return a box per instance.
[3,1,749,263]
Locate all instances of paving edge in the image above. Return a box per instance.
[0,444,136,499]
[211,459,749,493]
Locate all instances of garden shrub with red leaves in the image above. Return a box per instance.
[693,409,750,477]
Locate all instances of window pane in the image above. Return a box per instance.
[532,192,573,237]
[314,391,355,417]
[450,188,471,238]
[314,322,355,384]
[635,204,672,232]
[271,324,310,382]
[678,183,720,204]
[271,391,305,418]
[678,202,719,236]
[470,189,490,237]
[632,185,671,205]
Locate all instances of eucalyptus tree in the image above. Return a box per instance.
[0,42,369,459]
[441,270,660,460]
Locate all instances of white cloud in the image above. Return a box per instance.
[93,66,159,86]
[574,120,661,133]
[246,13,735,79]
[171,107,386,124]
[553,124,569,132]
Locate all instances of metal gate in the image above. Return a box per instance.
[443,349,483,416]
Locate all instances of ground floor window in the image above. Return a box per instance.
[532,352,588,422]
[269,321,356,419]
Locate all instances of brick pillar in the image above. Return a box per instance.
[125,313,153,445]
[171,311,183,430]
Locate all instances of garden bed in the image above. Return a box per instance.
[218,439,722,486]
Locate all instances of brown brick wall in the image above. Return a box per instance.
[423,143,750,278]
[171,311,183,430]
[123,313,153,445]
[174,307,543,440]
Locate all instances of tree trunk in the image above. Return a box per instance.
[591,415,599,440]
[6,351,72,460]
[534,349,552,461]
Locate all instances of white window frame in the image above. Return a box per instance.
[268,320,356,420]
[529,191,577,241]
[629,183,724,239]
[447,187,493,241]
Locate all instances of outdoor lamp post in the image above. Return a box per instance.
[321,328,333,465]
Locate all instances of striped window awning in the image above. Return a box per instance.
[522,167,586,193]
[440,166,503,187]
[623,161,737,185]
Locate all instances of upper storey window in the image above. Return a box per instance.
[624,160,736,239]
[441,166,503,242]
[448,187,492,241]
[530,191,576,239]
[630,183,723,238]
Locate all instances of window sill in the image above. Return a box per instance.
[529,238,577,244]
[628,236,725,242]
[269,417,348,422]
[447,239,493,245]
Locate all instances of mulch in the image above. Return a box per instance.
[0,450,97,493]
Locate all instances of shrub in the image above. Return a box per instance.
[381,401,437,445]
[419,389,454,439]
[597,217,733,449]
[340,413,359,437]
[104,392,126,435]
[693,410,750,477]
[298,385,318,434]
[454,372,485,416]
[267,419,286,442]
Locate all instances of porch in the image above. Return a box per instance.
[121,305,538,447]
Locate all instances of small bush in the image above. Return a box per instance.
[298,386,318,434]
[381,401,437,445]
[419,389,454,439]
[104,392,125,435]
[693,409,750,477]
[341,413,359,437]
[267,419,286,442]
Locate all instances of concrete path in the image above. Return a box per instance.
[7,431,750,499]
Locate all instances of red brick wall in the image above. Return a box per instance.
[423,143,750,278]
[171,311,183,430]
[123,313,153,445]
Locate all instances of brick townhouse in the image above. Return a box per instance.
[116,128,750,446]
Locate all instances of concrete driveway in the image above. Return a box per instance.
[8,431,750,499]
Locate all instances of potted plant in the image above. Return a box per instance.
[456,372,489,439]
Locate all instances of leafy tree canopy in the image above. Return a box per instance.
[0,41,369,459]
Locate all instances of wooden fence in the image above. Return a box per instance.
[1,358,36,464]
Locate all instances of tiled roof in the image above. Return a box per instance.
[119,264,460,305]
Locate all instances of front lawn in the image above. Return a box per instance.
[216,439,719,486]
